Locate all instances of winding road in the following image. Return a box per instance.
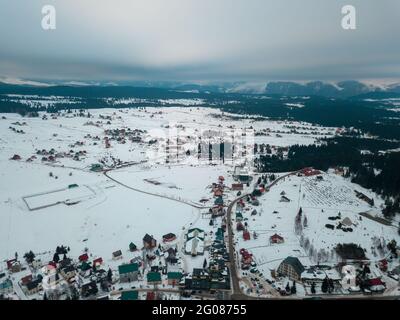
[103,168,207,209]
[226,170,302,300]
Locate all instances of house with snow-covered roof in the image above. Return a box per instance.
[0,279,13,295]
[143,234,157,249]
[118,263,139,282]
[185,228,205,256]
[270,233,284,244]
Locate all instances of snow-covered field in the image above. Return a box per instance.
[0,107,335,264]
[1,105,400,300]
[235,172,398,282]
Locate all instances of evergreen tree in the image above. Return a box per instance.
[311,282,316,294]
[328,278,334,293]
[107,268,113,282]
[303,215,308,228]
[321,277,329,293]
[53,253,60,263]
[203,258,207,269]
[291,281,297,294]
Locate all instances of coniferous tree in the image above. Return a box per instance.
[311,282,316,294]
[321,277,329,293]
[291,281,297,294]
[53,253,60,263]
[203,258,207,269]
[107,268,113,282]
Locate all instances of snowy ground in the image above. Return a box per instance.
[235,172,399,286]
[1,106,335,264]
[1,106,399,299]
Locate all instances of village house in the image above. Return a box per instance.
[251,199,260,206]
[60,265,76,281]
[214,196,224,206]
[129,242,137,252]
[237,174,252,184]
[243,229,251,241]
[129,252,142,265]
[167,272,182,286]
[367,278,386,293]
[32,259,43,270]
[277,256,305,281]
[147,272,162,286]
[280,195,291,203]
[78,253,89,263]
[0,279,13,295]
[112,250,123,260]
[270,233,284,244]
[7,259,21,273]
[301,167,321,177]
[165,247,178,264]
[162,233,177,243]
[81,281,98,297]
[187,268,211,291]
[341,265,357,290]
[214,189,223,197]
[118,263,139,283]
[240,248,253,270]
[235,211,243,222]
[25,279,42,295]
[143,234,157,249]
[79,261,92,274]
[236,221,245,231]
[10,154,22,161]
[41,264,59,291]
[121,290,139,300]
[20,274,33,286]
[146,291,156,300]
[231,183,244,191]
[93,257,103,269]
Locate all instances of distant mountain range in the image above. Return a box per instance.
[1,78,400,140]
[1,79,400,99]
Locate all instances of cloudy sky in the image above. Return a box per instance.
[0,0,399,83]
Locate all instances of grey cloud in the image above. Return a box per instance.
[0,0,399,82]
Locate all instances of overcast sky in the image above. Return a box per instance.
[0,0,399,83]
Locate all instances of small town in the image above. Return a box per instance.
[1,1,400,309]
[1,150,399,300]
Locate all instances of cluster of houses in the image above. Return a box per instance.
[230,169,399,298]
[264,254,397,296]
[104,128,145,146]
[35,148,87,162]
[0,233,180,300]
[182,227,230,293]
[9,126,25,134]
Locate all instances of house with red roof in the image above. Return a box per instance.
[93,257,103,268]
[270,234,284,244]
[79,253,89,262]
[243,230,251,241]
